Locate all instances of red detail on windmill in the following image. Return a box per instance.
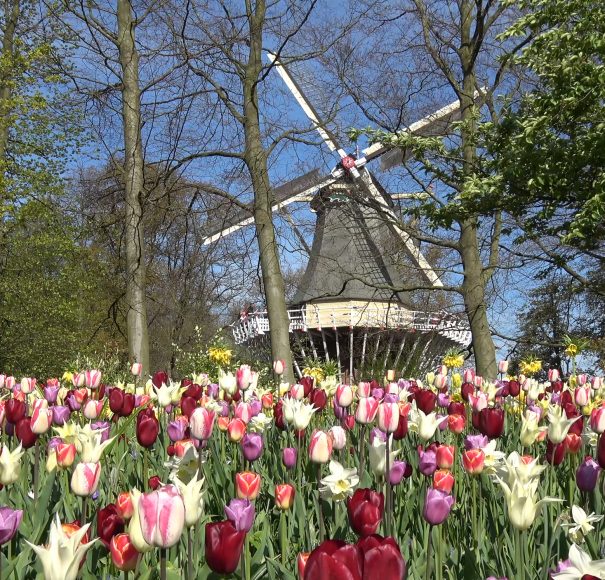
[341,155,356,170]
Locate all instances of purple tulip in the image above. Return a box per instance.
[241,433,263,462]
[423,488,454,525]
[224,498,255,532]
[0,507,23,545]
[47,437,62,452]
[371,388,384,400]
[207,384,219,399]
[389,461,410,486]
[282,447,297,470]
[437,413,448,431]
[4,422,14,437]
[418,448,437,476]
[383,393,398,404]
[91,421,111,443]
[437,393,450,408]
[248,398,262,418]
[217,400,230,417]
[43,385,60,404]
[51,405,70,425]
[65,391,81,412]
[464,434,489,450]
[369,428,386,444]
[576,457,601,492]
[167,419,187,442]
[333,400,346,420]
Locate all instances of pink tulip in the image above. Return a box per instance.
[139,485,185,548]
[236,365,252,391]
[436,365,447,376]
[592,377,603,391]
[131,363,143,376]
[548,369,560,382]
[72,372,85,387]
[189,407,215,440]
[377,402,399,433]
[235,402,252,424]
[0,375,5,389]
[31,403,52,435]
[574,386,591,408]
[355,397,379,425]
[5,376,15,391]
[474,375,483,388]
[85,370,102,389]
[71,462,102,496]
[498,360,509,374]
[463,369,475,384]
[83,400,104,420]
[20,377,36,394]
[590,406,605,434]
[577,374,588,386]
[290,384,305,400]
[469,392,488,412]
[273,360,285,375]
[309,430,333,463]
[358,382,371,398]
[434,374,447,391]
[335,384,353,408]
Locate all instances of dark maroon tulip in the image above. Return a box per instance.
[180,396,197,419]
[109,389,125,415]
[415,389,437,414]
[597,434,605,469]
[304,539,363,580]
[152,371,168,389]
[461,382,475,401]
[447,401,466,417]
[136,413,159,448]
[560,391,573,408]
[392,412,408,440]
[576,457,601,491]
[508,380,520,397]
[551,380,563,393]
[357,535,407,580]
[309,388,327,411]
[148,475,162,490]
[546,440,566,466]
[205,520,246,575]
[564,404,583,436]
[300,376,314,397]
[183,384,203,400]
[274,400,286,431]
[471,411,481,430]
[15,417,37,448]
[97,504,124,549]
[180,378,193,389]
[478,407,505,439]
[347,489,384,537]
[121,393,135,417]
[5,399,25,424]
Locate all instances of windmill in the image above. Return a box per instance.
[203,54,471,380]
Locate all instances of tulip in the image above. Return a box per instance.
[498,360,509,374]
[218,369,237,396]
[347,488,384,537]
[0,444,24,485]
[290,384,305,400]
[110,533,139,572]
[44,384,61,404]
[309,388,328,411]
[225,418,245,442]
[235,471,261,500]
[598,434,605,469]
[189,407,215,440]
[415,389,437,414]
[166,416,188,442]
[275,484,296,510]
[31,403,52,435]
[84,370,102,389]
[56,442,77,468]
[423,487,454,525]
[356,397,379,424]
[436,444,455,469]
[417,446,438,476]
[357,534,407,580]
[5,399,25,424]
[19,377,35,394]
[139,485,185,548]
[15,417,37,448]
[462,449,485,474]
[131,362,143,376]
[205,520,246,575]
[520,410,547,447]
[309,430,333,463]
[261,392,273,409]
[241,433,264,462]
[478,407,505,439]
[469,392,488,412]
[52,405,70,425]
[0,507,23,545]
[82,400,104,421]
[136,413,159,448]
[565,433,582,454]
[574,386,591,407]
[433,469,454,493]
[434,374,447,391]
[273,359,285,375]
[448,414,465,434]
[377,402,399,433]
[590,406,605,434]
[369,437,400,477]
[97,504,125,549]
[282,447,297,470]
[336,384,354,408]
[172,472,205,527]
[225,498,255,532]
[389,461,412,486]
[329,425,347,450]
[71,462,102,496]
[117,492,134,519]
[304,540,363,579]
[547,405,581,444]
[25,515,95,580]
[358,382,371,398]
[576,457,601,492]
[148,475,162,490]
[127,490,153,553]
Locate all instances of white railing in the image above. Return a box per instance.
[232,303,471,347]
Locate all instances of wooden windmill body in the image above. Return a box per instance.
[204,54,471,380]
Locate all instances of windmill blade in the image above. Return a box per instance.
[361,90,484,171]
[202,168,335,245]
[267,52,347,158]
[358,168,443,288]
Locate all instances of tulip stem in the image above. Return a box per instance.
[385,435,391,537]
[33,440,40,501]
[160,548,167,580]
[316,465,325,543]
[279,510,287,565]
[425,524,433,580]
[358,425,366,478]
[187,527,193,580]
[143,448,149,488]
[81,497,88,526]
[515,527,524,580]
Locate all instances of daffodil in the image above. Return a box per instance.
[482,440,506,473]
[562,506,603,543]
[248,413,272,433]
[319,460,359,501]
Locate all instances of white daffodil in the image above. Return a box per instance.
[520,410,548,447]
[552,544,605,579]
[562,505,603,543]
[0,444,25,485]
[408,403,448,441]
[171,471,205,527]
[25,514,96,580]
[547,405,581,444]
[368,436,400,477]
[319,460,359,501]
[248,412,272,433]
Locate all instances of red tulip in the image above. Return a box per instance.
[462,449,485,474]
[235,472,261,500]
[433,469,454,493]
[392,411,408,440]
[110,533,139,572]
[596,434,605,469]
[300,377,314,397]
[97,504,125,549]
[180,396,197,418]
[461,382,475,401]
[357,535,407,580]
[5,399,25,424]
[347,488,384,537]
[15,417,37,448]
[116,492,134,519]
[509,380,520,397]
[448,414,465,434]
[447,401,466,417]
[546,440,566,466]
[436,445,455,469]
[309,388,327,411]
[478,407,504,439]
[565,433,582,454]
[304,540,363,580]
[148,476,162,490]
[136,413,159,448]
[152,371,168,389]
[205,520,246,575]
[275,484,296,510]
[564,404,583,436]
[415,389,437,414]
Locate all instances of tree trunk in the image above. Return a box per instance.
[117,0,149,375]
[242,0,295,385]
[0,0,19,165]
[457,0,497,379]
